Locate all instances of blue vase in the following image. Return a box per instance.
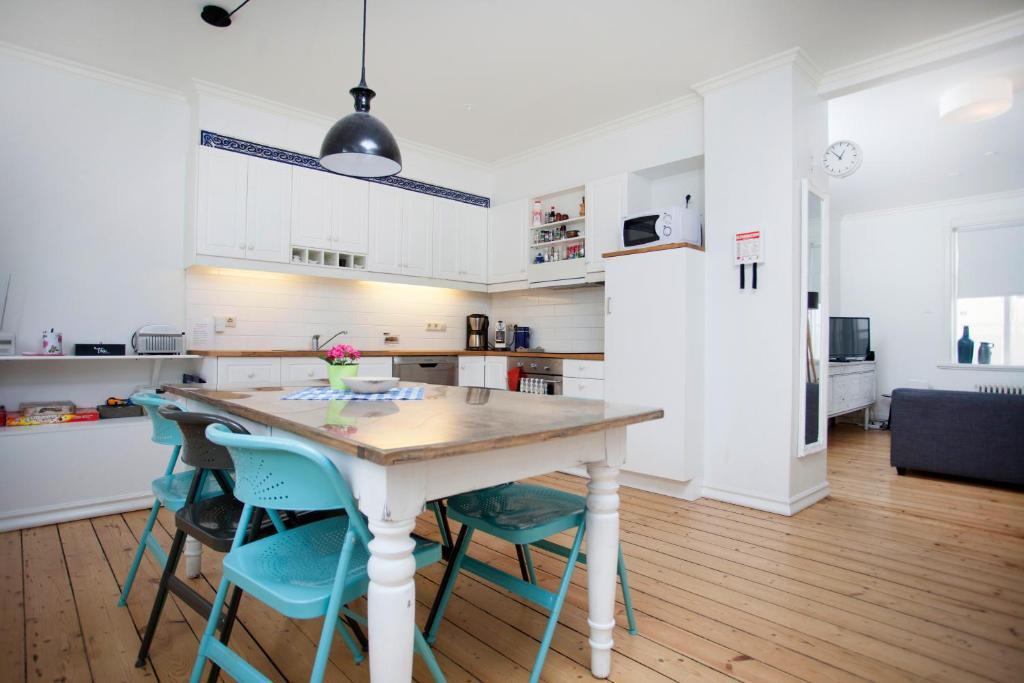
[978,342,994,365]
[957,326,974,364]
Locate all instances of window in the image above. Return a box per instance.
[953,223,1024,366]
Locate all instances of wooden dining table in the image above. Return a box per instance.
[162,382,662,682]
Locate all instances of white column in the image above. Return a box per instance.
[585,461,620,678]
[367,517,417,682]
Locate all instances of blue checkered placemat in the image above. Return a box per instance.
[281,386,425,401]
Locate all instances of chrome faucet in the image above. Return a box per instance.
[314,330,348,351]
[311,334,320,351]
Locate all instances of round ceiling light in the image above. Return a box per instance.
[939,77,1013,123]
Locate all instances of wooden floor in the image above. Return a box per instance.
[3,424,1023,682]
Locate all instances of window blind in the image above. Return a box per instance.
[956,224,1024,298]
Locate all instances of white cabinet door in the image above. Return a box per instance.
[458,204,488,283]
[217,358,282,389]
[401,191,434,278]
[333,175,369,254]
[368,184,403,274]
[358,357,394,377]
[244,157,292,263]
[290,166,334,250]
[432,198,461,281]
[458,356,486,388]
[484,357,506,390]
[196,147,248,259]
[281,357,328,385]
[488,199,528,284]
[585,174,626,272]
[563,377,604,400]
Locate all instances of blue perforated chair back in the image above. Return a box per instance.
[205,425,371,545]
[131,392,182,446]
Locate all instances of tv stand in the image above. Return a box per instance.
[828,361,876,429]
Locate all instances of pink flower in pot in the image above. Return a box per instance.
[322,344,362,390]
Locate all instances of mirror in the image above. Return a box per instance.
[801,180,828,454]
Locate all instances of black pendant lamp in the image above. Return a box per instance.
[320,0,402,178]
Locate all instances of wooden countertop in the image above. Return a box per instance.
[162,383,660,466]
[188,349,605,361]
[602,242,704,259]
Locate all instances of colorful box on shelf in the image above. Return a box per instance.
[6,409,100,427]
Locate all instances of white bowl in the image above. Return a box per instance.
[344,376,400,394]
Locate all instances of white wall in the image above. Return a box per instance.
[491,100,704,204]
[489,286,605,353]
[839,189,1024,418]
[187,268,489,352]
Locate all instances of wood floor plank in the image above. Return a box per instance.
[57,520,154,681]
[0,531,26,683]
[22,525,91,682]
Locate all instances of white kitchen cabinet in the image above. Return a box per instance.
[434,199,488,284]
[401,192,434,278]
[281,357,328,385]
[585,174,627,273]
[196,147,248,259]
[243,157,292,263]
[484,357,507,390]
[368,184,433,278]
[358,357,394,377]
[458,356,486,388]
[216,357,282,390]
[290,167,369,254]
[333,175,370,254]
[564,377,604,400]
[605,247,704,483]
[488,200,528,285]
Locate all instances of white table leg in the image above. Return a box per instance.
[585,462,620,678]
[367,517,417,682]
[183,535,202,578]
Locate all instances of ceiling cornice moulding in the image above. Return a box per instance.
[491,92,702,169]
[839,187,1024,222]
[691,47,822,96]
[0,40,187,102]
[818,9,1024,97]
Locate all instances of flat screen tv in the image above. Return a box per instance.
[829,317,870,361]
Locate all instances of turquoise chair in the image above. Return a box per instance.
[118,392,222,606]
[424,483,637,683]
[196,425,446,683]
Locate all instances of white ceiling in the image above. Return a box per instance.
[0,0,1021,163]
[829,42,1024,216]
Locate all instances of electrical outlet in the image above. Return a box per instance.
[225,316,236,328]
[425,322,447,332]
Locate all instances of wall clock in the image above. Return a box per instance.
[822,140,862,178]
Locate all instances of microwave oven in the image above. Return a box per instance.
[621,206,702,250]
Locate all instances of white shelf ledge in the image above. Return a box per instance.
[529,216,585,230]
[530,236,585,248]
[936,363,1024,372]
[0,354,200,361]
[0,416,151,437]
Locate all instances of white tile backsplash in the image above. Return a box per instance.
[489,285,605,352]
[186,269,605,353]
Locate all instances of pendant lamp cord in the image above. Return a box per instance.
[228,0,252,18]
[358,0,368,87]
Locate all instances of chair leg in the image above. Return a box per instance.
[424,525,473,644]
[119,499,162,606]
[514,544,531,582]
[430,501,453,556]
[135,527,188,666]
[618,547,638,635]
[189,575,232,683]
[205,585,245,683]
[413,627,447,683]
[334,617,366,665]
[311,531,357,683]
[529,522,586,683]
[522,544,538,585]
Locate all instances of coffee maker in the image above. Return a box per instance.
[466,314,489,351]
[493,320,508,350]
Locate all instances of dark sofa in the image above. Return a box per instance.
[890,388,1024,485]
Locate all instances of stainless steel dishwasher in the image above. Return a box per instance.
[393,356,458,386]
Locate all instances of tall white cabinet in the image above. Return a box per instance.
[196,147,291,263]
[604,246,705,493]
[368,184,434,278]
[434,200,488,283]
[290,166,369,254]
[488,200,528,285]
[585,174,627,273]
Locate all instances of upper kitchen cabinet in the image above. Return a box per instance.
[584,174,627,273]
[434,199,487,284]
[196,147,291,264]
[195,147,248,259]
[368,184,433,278]
[291,167,369,254]
[488,199,527,285]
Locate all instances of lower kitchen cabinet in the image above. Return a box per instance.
[216,357,282,390]
[458,356,486,388]
[281,357,328,385]
[563,376,604,399]
[484,357,507,390]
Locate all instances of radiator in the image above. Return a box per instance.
[976,384,1024,395]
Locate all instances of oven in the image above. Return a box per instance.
[508,357,563,395]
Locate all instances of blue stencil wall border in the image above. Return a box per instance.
[200,131,490,208]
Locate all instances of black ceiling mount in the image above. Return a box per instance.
[201,0,251,28]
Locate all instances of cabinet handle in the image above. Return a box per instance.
[247,371,255,378]
[606,297,612,314]
[579,383,586,390]
[307,370,314,377]
[238,243,246,250]
[248,243,255,250]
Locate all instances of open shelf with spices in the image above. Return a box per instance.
[527,185,588,285]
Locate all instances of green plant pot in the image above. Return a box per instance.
[328,364,359,390]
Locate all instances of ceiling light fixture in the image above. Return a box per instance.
[939,77,1013,123]
[200,0,251,28]
[319,0,402,178]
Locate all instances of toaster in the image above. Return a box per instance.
[132,324,186,355]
